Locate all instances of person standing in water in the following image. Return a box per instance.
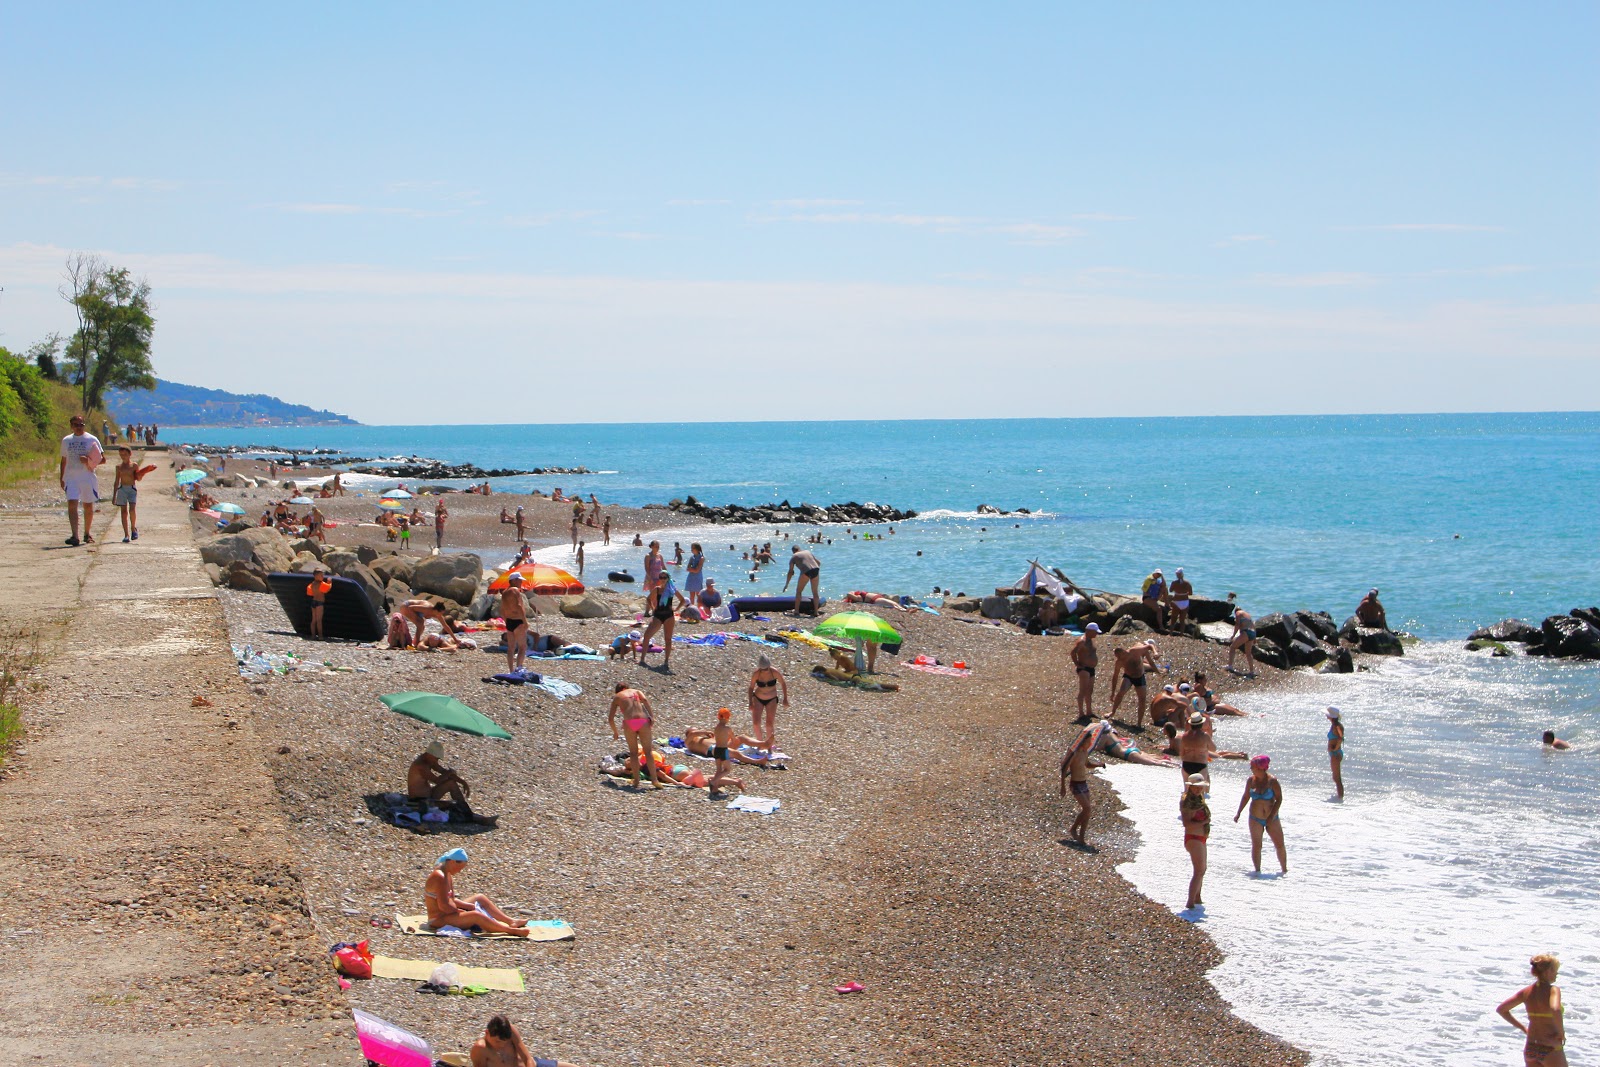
[1234,754,1288,875]
[1497,953,1566,1066]
[1069,623,1100,722]
[1181,773,1210,909]
[1326,706,1346,798]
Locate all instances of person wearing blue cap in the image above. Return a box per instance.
[424,848,531,937]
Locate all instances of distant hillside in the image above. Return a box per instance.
[105,379,360,427]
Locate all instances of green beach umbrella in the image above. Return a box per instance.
[175,468,207,485]
[815,611,902,644]
[380,691,513,740]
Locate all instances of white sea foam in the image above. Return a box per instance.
[1102,645,1597,1065]
[913,508,1056,521]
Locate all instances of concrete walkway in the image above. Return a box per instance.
[0,459,348,1065]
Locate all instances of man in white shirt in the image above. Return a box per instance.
[59,414,105,546]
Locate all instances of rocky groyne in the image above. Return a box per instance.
[657,496,916,525]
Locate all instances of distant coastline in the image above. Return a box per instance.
[106,378,360,427]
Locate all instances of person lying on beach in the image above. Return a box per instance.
[1084,719,1175,767]
[682,725,774,765]
[842,591,912,611]
[600,749,707,789]
[408,741,493,823]
[421,631,478,651]
[813,661,900,691]
[424,849,531,936]
[1542,730,1570,750]
[394,599,463,648]
[470,1013,591,1067]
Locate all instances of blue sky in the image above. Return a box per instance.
[1,3,1595,422]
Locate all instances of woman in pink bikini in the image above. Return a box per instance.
[607,684,665,788]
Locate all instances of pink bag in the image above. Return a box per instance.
[331,939,373,979]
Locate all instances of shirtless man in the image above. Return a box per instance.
[1149,685,1187,727]
[784,546,823,616]
[514,506,526,541]
[1058,720,1106,845]
[1227,608,1258,675]
[1356,588,1388,629]
[607,684,665,788]
[499,572,538,674]
[408,740,491,823]
[1169,568,1194,628]
[1069,623,1101,722]
[1177,710,1213,785]
[1109,640,1161,726]
[470,1013,589,1067]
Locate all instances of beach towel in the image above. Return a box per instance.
[904,661,972,677]
[675,633,729,647]
[532,677,582,701]
[727,796,781,815]
[394,915,575,942]
[370,954,525,992]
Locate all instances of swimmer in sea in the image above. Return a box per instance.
[1326,706,1346,798]
[1233,754,1287,875]
[1497,953,1566,1066]
[1181,773,1210,909]
[1058,720,1106,845]
[1069,623,1101,722]
[1542,730,1570,750]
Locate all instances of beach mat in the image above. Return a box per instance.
[267,572,387,642]
[904,661,972,676]
[370,954,525,992]
[394,914,575,942]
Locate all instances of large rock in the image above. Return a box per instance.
[1110,616,1154,635]
[980,595,1013,620]
[1187,597,1238,625]
[1541,615,1600,660]
[356,545,379,566]
[1570,606,1600,630]
[383,579,411,611]
[411,552,483,605]
[1288,638,1328,667]
[224,560,270,593]
[1255,612,1300,650]
[468,593,499,622]
[1355,628,1405,656]
[1319,648,1355,674]
[199,527,295,574]
[203,562,225,587]
[369,553,416,588]
[1468,618,1544,645]
[219,520,253,535]
[1251,636,1288,670]
[1294,610,1339,643]
[1105,599,1160,629]
[320,549,360,577]
[943,596,983,614]
[559,591,636,619]
[289,551,323,573]
[289,537,323,560]
[343,563,386,613]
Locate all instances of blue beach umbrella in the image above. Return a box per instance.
[289,496,314,505]
[214,502,247,515]
[175,468,207,485]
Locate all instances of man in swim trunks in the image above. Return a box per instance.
[1169,568,1194,628]
[58,414,104,546]
[471,1013,590,1067]
[499,572,538,674]
[1058,720,1105,846]
[1356,588,1388,629]
[784,546,823,615]
[1178,710,1213,785]
[408,740,493,823]
[1109,640,1161,726]
[1149,685,1186,727]
[1069,623,1101,722]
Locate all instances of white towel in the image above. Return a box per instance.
[727,796,781,815]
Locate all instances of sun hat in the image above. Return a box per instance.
[1185,773,1206,787]
[438,847,469,865]
[425,741,445,758]
[628,629,642,640]
[1188,712,1206,727]
[717,707,731,721]
[1175,568,1184,577]
[1163,685,1176,694]
[1326,707,1341,720]
[1250,754,1270,769]
[1085,623,1101,634]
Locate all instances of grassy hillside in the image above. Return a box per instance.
[0,348,114,487]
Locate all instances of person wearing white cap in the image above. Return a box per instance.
[1180,773,1210,910]
[1169,568,1194,628]
[1178,710,1213,785]
[407,740,491,824]
[1069,622,1102,722]
[1326,707,1346,799]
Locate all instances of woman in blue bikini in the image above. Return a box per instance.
[1233,754,1288,875]
[1326,707,1345,799]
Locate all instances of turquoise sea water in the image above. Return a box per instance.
[184,413,1599,637]
[183,413,1598,1065]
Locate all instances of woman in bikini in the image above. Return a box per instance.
[638,570,683,669]
[1180,773,1210,909]
[1233,754,1288,875]
[607,684,665,788]
[1497,953,1566,1066]
[423,848,531,937]
[1069,623,1101,722]
[1326,706,1346,799]
[747,654,788,752]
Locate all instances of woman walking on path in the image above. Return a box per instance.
[684,542,705,608]
[1326,706,1346,799]
[747,653,789,752]
[1497,954,1566,1066]
[1234,754,1288,875]
[1181,773,1210,909]
[638,570,682,669]
[608,684,665,788]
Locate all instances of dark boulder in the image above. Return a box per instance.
[1256,613,1299,650]
[1288,639,1328,667]
[1110,616,1155,635]
[1294,610,1338,643]
[1468,619,1544,645]
[1186,598,1237,625]
[1541,615,1600,660]
[1356,628,1405,656]
[1571,606,1600,630]
[1319,647,1355,674]
[1251,637,1288,670]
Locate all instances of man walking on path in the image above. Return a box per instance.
[59,414,104,546]
[784,545,823,615]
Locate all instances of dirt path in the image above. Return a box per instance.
[0,460,347,1066]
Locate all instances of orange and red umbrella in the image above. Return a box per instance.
[489,563,585,595]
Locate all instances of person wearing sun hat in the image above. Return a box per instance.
[1234,754,1288,876]
[424,847,531,937]
[408,740,496,825]
[1180,773,1211,909]
[1326,707,1346,799]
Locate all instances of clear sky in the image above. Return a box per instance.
[1,3,1595,423]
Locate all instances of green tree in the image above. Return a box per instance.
[60,253,157,413]
[25,333,63,381]
[0,348,54,436]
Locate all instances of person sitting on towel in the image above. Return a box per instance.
[697,579,723,610]
[408,741,494,824]
[471,1012,591,1067]
[424,849,530,937]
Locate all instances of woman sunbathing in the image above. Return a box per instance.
[1084,719,1175,767]
[423,848,532,937]
[600,750,708,789]
[842,591,911,611]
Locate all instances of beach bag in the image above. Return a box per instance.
[331,939,373,978]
